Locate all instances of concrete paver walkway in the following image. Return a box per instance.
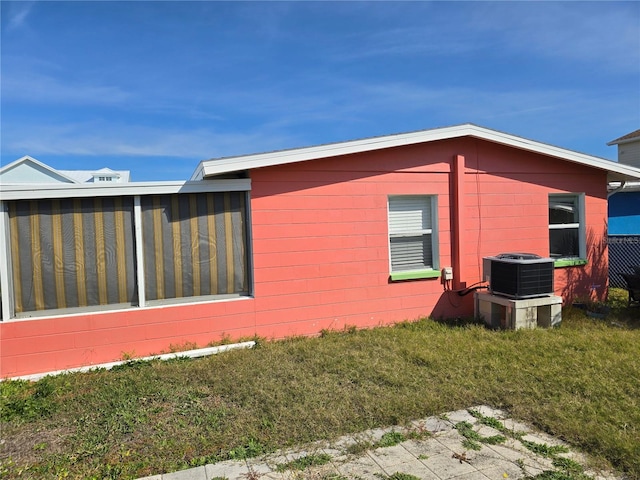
[138,405,621,480]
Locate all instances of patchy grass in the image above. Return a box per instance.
[376,431,407,448]
[275,453,332,472]
[1,290,639,479]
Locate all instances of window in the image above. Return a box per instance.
[549,194,586,263]
[140,192,248,302]
[8,197,137,314]
[388,195,439,280]
[4,189,250,318]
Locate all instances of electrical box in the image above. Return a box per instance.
[442,267,453,280]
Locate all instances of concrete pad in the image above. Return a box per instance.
[367,444,418,470]
[480,461,529,480]
[205,461,250,480]
[476,425,507,438]
[499,418,532,436]
[163,466,207,480]
[419,453,478,479]
[472,405,506,419]
[336,453,386,480]
[446,409,479,424]
[458,445,511,471]
[433,429,468,452]
[133,405,624,480]
[244,459,273,476]
[383,462,440,480]
[447,471,492,480]
[403,437,452,458]
[412,416,454,433]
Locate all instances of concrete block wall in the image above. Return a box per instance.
[0,137,609,377]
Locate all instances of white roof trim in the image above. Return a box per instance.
[0,179,251,201]
[192,124,640,183]
[0,155,81,184]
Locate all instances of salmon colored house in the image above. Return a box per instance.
[2,124,640,379]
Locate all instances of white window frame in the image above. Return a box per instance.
[387,195,440,281]
[548,193,587,266]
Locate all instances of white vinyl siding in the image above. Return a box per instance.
[388,195,438,273]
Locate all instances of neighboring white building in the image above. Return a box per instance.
[0,156,130,184]
[607,129,640,168]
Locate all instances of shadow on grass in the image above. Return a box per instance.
[432,316,487,328]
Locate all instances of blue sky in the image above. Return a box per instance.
[1,1,639,181]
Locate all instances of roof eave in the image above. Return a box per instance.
[194,124,640,182]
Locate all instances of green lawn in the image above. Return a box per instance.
[1,289,639,480]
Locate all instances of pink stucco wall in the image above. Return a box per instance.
[0,137,609,378]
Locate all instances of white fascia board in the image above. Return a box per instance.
[199,124,472,177]
[196,124,640,182]
[0,178,251,201]
[191,163,205,181]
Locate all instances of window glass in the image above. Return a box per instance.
[549,194,583,259]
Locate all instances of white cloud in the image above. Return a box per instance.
[2,71,131,106]
[1,121,297,161]
[4,1,36,31]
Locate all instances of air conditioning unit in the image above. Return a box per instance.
[483,253,554,299]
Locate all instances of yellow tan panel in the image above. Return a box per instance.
[51,200,66,309]
[73,199,87,307]
[207,193,218,295]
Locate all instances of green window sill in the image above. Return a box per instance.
[554,258,588,268]
[390,270,441,281]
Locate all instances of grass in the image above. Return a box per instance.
[275,453,332,472]
[1,288,639,479]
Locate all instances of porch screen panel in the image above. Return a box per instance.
[141,192,247,301]
[8,197,136,313]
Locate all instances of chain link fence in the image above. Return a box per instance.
[608,236,640,288]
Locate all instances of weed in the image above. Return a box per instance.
[552,457,585,475]
[227,438,268,460]
[110,359,152,372]
[345,441,373,456]
[167,341,199,353]
[525,471,579,480]
[120,351,136,361]
[0,378,57,422]
[468,409,507,432]
[462,438,482,451]
[521,440,569,458]
[455,421,506,450]
[245,467,261,480]
[375,473,421,480]
[376,431,406,448]
[454,421,482,441]
[482,434,507,445]
[275,453,332,472]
